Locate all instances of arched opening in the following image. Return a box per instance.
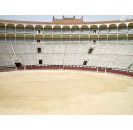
[108,24,117,32]
[90,25,98,34]
[99,35,107,43]
[16,34,24,42]
[25,25,34,33]
[53,26,61,34]
[99,25,107,33]
[128,34,133,42]
[16,24,24,32]
[44,35,52,42]
[62,26,70,34]
[118,23,127,32]
[6,34,15,42]
[35,35,43,43]
[128,23,133,31]
[35,25,43,34]
[81,25,89,34]
[118,34,127,43]
[71,26,80,34]
[80,35,89,42]
[6,24,15,32]
[44,25,52,34]
[90,35,98,43]
[108,35,117,43]
[0,34,5,42]
[0,23,5,32]
[25,34,34,42]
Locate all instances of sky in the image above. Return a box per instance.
[0,15,133,22]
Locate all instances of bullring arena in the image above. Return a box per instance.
[0,16,133,114]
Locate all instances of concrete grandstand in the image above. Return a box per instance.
[0,16,133,76]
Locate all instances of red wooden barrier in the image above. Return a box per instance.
[0,65,133,77]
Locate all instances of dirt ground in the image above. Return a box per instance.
[0,70,133,115]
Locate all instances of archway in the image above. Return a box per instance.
[99,25,107,33]
[108,24,117,32]
[6,24,15,32]
[44,25,52,34]
[90,25,98,34]
[118,23,127,32]
[16,24,24,32]
[25,25,34,33]
[128,23,133,31]
[81,25,89,34]
[53,26,61,34]
[0,23,5,32]
[35,25,43,34]
[71,26,80,34]
[62,26,71,34]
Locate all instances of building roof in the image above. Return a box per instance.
[52,16,83,24]
[0,16,133,25]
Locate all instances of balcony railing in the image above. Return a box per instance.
[0,29,133,35]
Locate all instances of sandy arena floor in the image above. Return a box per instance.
[0,70,133,115]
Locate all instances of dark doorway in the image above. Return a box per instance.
[93,29,96,34]
[15,62,21,67]
[83,60,88,65]
[37,48,41,53]
[39,60,42,65]
[37,39,40,43]
[88,48,93,54]
[93,39,96,44]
